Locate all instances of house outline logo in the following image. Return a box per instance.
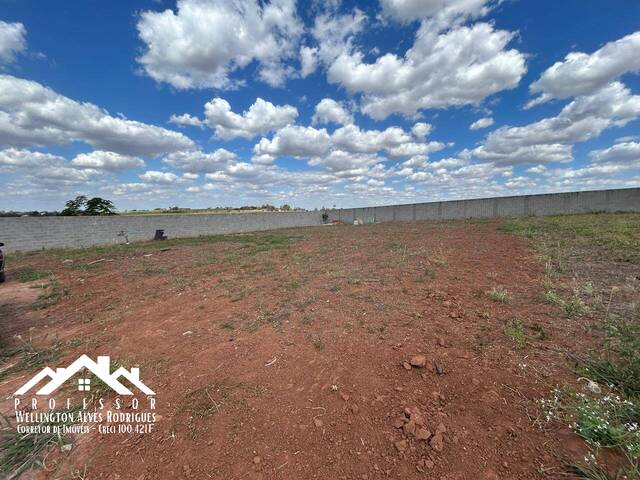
[14,355,155,396]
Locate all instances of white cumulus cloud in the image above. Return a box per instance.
[528,31,640,107]
[589,141,640,163]
[312,98,353,125]
[474,82,640,165]
[137,0,303,89]
[203,97,298,140]
[470,117,494,130]
[71,151,145,171]
[0,75,194,157]
[327,22,526,120]
[380,0,498,27]
[0,21,26,65]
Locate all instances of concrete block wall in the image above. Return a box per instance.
[2,188,638,253]
[0,211,322,253]
[328,187,640,225]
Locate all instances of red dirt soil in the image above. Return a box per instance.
[0,220,596,479]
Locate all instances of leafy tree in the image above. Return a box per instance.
[60,195,116,216]
[84,197,116,215]
[60,195,87,216]
[280,204,291,211]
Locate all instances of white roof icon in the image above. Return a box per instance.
[14,355,155,396]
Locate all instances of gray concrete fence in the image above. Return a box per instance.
[0,211,323,253]
[327,188,640,225]
[1,188,639,253]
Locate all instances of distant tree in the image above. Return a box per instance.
[280,204,291,211]
[84,197,116,215]
[61,195,116,216]
[61,195,88,216]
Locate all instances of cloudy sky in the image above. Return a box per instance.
[1,0,639,211]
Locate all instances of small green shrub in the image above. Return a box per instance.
[16,270,51,282]
[504,319,527,349]
[487,287,510,303]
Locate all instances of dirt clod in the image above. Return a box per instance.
[409,354,426,368]
[394,440,408,452]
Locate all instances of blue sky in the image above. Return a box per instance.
[1,0,639,211]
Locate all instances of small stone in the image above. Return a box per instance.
[429,433,444,452]
[61,444,72,452]
[409,409,424,426]
[340,392,350,402]
[403,419,416,436]
[450,312,458,319]
[437,337,446,347]
[253,456,262,464]
[392,417,406,429]
[415,428,431,441]
[182,330,193,336]
[314,418,323,427]
[403,362,412,370]
[435,422,447,435]
[394,439,408,452]
[433,360,445,375]
[350,404,359,414]
[410,355,427,368]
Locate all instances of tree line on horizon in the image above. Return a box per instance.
[0,197,308,217]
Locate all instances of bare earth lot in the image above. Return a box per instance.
[1,216,638,479]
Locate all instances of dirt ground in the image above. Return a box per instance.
[0,219,601,479]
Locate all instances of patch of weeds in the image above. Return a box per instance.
[0,406,81,478]
[544,289,588,317]
[580,319,640,397]
[286,280,300,291]
[300,315,313,326]
[139,262,169,276]
[221,320,235,330]
[45,232,294,262]
[177,383,232,438]
[421,267,436,280]
[219,279,248,302]
[168,276,194,292]
[142,358,169,376]
[480,310,490,320]
[563,296,588,317]
[567,460,612,480]
[32,277,65,310]
[230,286,247,302]
[0,340,65,382]
[310,334,325,351]
[292,293,317,311]
[487,287,510,303]
[66,338,83,348]
[248,307,290,332]
[196,255,218,266]
[542,386,640,477]
[581,282,596,297]
[431,246,448,267]
[504,319,528,349]
[530,324,549,341]
[544,289,563,305]
[16,269,51,282]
